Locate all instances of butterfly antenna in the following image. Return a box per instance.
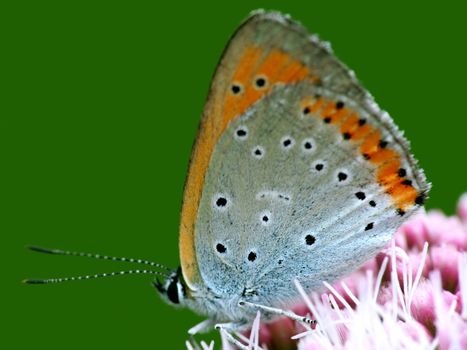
[27,245,171,271]
[23,269,169,285]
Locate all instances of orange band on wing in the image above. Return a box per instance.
[340,113,360,133]
[257,50,290,79]
[301,96,425,214]
[352,123,372,140]
[377,159,401,186]
[222,47,313,128]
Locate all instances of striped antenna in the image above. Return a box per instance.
[27,245,171,271]
[23,269,168,285]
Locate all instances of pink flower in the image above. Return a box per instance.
[431,245,463,292]
[398,213,429,250]
[425,211,467,250]
[410,279,458,329]
[457,193,467,222]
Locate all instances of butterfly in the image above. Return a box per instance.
[25,10,429,349]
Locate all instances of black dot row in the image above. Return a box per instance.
[215,233,317,263]
[302,100,379,144]
[236,128,314,152]
[231,77,268,95]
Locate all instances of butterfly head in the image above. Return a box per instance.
[153,266,187,306]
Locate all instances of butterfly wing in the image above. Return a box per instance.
[179,10,429,306]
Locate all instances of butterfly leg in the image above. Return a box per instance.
[238,300,316,326]
[215,322,251,350]
[188,319,214,335]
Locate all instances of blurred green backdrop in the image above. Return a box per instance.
[3,0,466,349]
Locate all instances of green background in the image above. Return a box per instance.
[3,1,466,349]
